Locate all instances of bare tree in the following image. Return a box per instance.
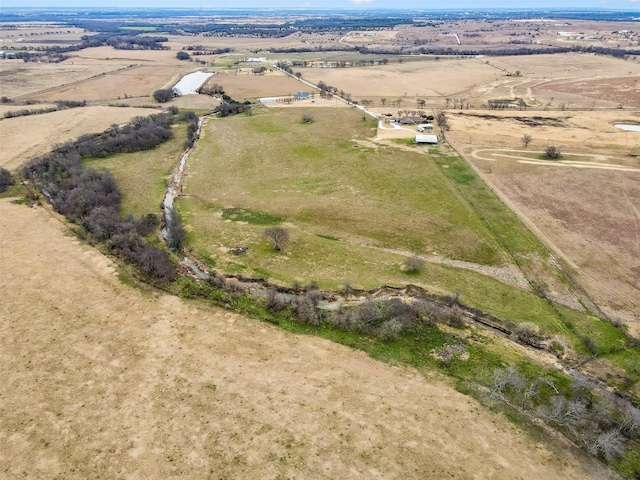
[436,112,449,131]
[380,97,387,107]
[301,114,314,124]
[264,226,290,251]
[522,134,532,147]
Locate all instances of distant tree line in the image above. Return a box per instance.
[182,45,233,55]
[20,113,184,281]
[267,43,640,60]
[4,100,86,119]
[11,31,169,62]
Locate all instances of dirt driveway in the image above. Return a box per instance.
[0,200,614,479]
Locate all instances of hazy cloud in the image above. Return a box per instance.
[350,0,373,5]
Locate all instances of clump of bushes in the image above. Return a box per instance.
[214,95,252,117]
[153,89,175,103]
[545,146,562,160]
[0,167,15,193]
[402,256,424,273]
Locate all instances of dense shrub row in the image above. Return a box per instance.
[214,95,252,117]
[4,100,87,119]
[60,113,173,158]
[22,113,180,281]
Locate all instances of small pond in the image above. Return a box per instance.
[614,124,640,132]
[173,71,214,95]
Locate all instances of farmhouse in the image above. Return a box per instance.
[416,134,438,144]
[417,123,433,132]
[399,116,423,125]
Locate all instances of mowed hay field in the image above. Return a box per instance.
[298,57,500,101]
[446,109,640,326]
[3,45,198,103]
[0,61,128,98]
[204,71,306,100]
[298,53,640,109]
[0,199,616,480]
[0,106,164,171]
[19,64,193,103]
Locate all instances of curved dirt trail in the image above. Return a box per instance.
[0,199,615,480]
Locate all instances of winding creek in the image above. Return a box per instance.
[161,116,204,248]
[159,110,638,415]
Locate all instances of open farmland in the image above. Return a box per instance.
[0,198,617,480]
[0,106,165,170]
[446,109,640,327]
[297,53,640,110]
[179,107,601,331]
[298,57,500,105]
[203,70,308,100]
[0,61,130,98]
[183,107,508,269]
[19,64,193,103]
[2,10,640,478]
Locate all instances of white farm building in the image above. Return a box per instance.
[415,134,438,144]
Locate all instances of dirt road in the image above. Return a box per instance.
[0,199,614,479]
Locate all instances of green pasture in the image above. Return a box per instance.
[85,124,187,217]
[186,107,506,265]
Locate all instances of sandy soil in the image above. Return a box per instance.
[0,199,615,480]
[0,106,164,170]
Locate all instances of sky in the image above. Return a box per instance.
[1,0,639,10]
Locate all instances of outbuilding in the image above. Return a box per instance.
[294,91,310,100]
[415,134,438,144]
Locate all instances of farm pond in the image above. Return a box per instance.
[173,71,214,95]
[614,123,640,132]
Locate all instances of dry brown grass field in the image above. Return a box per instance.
[298,57,500,103]
[204,70,305,99]
[19,64,192,102]
[0,199,616,480]
[0,61,128,98]
[0,106,162,170]
[298,53,640,109]
[445,109,640,327]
